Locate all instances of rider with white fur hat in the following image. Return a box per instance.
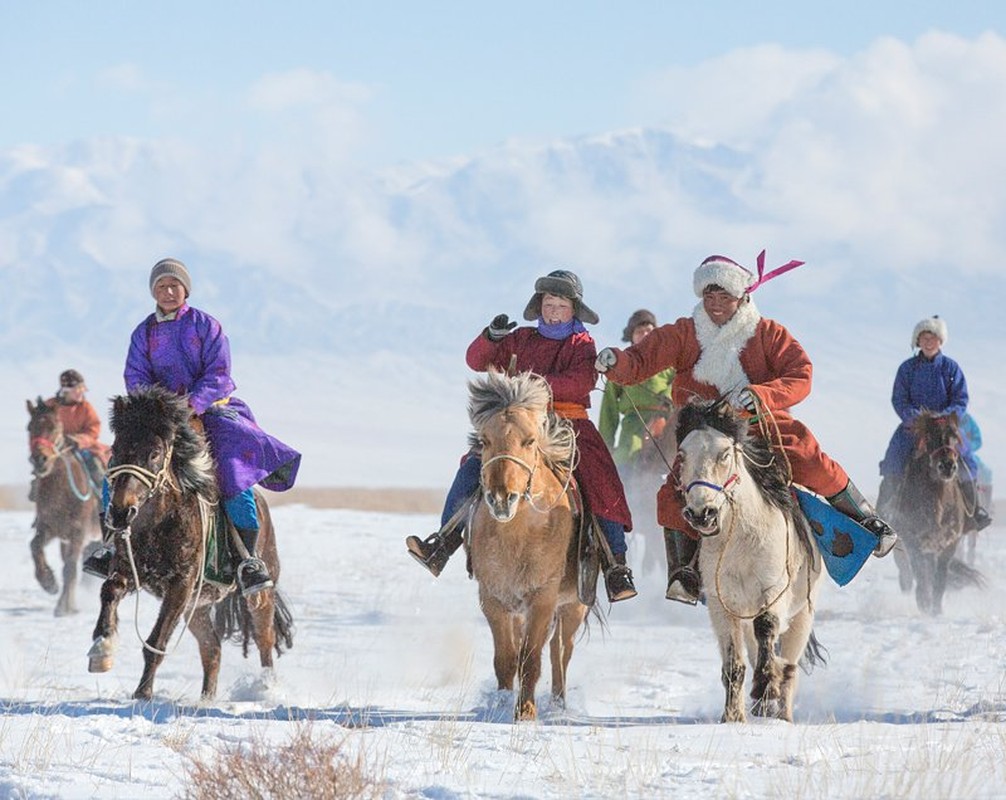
[877,315,991,530]
[595,252,899,604]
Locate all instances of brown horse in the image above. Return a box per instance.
[26,397,101,616]
[467,371,590,721]
[87,385,293,701]
[889,412,983,616]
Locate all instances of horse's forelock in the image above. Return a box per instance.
[676,398,745,445]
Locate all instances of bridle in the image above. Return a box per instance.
[480,439,576,516]
[29,431,66,478]
[105,440,177,508]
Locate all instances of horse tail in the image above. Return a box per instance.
[799,629,828,674]
[947,557,986,591]
[214,588,295,658]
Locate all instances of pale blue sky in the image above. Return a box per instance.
[3,1,1003,164]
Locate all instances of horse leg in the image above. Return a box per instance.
[481,594,517,692]
[186,605,223,700]
[893,542,914,593]
[931,546,955,617]
[515,595,557,721]
[133,582,194,700]
[711,608,746,723]
[750,611,783,719]
[56,533,84,617]
[550,602,587,708]
[776,608,815,722]
[245,590,277,669]
[908,547,935,615]
[88,573,129,672]
[30,525,58,596]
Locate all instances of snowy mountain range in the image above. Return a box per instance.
[2,127,1002,494]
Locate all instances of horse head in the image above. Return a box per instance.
[26,396,64,477]
[469,371,574,524]
[911,411,962,484]
[674,398,790,536]
[106,385,216,531]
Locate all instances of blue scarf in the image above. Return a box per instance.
[537,317,587,340]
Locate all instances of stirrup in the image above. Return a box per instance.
[82,545,115,579]
[861,516,898,558]
[604,564,638,603]
[237,557,274,596]
[406,532,452,577]
[665,566,701,605]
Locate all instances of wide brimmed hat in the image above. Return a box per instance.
[522,269,599,325]
[149,257,192,298]
[622,309,657,342]
[912,315,948,349]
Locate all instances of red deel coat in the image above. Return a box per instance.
[467,327,632,529]
[606,315,849,536]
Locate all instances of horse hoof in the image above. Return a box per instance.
[515,701,537,722]
[37,574,59,595]
[88,655,114,673]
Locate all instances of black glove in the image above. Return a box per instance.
[487,314,517,341]
[204,403,240,421]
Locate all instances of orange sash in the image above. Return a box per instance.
[552,401,588,420]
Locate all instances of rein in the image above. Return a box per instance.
[106,440,216,657]
[30,432,94,501]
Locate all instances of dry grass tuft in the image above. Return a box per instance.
[179,726,386,800]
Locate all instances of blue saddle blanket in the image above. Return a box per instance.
[793,487,877,587]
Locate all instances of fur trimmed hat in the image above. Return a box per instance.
[59,369,85,388]
[693,255,755,298]
[522,269,599,325]
[912,315,948,349]
[149,258,191,298]
[622,309,657,342]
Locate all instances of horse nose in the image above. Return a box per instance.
[683,505,718,531]
[483,489,520,522]
[107,504,138,531]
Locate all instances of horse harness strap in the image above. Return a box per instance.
[106,441,178,496]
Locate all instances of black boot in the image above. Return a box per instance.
[603,553,637,603]
[82,513,115,578]
[406,526,464,577]
[959,477,993,532]
[664,529,701,604]
[28,478,37,503]
[826,480,898,557]
[235,527,274,596]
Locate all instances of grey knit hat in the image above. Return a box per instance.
[149,258,191,298]
[622,309,657,342]
[522,269,599,325]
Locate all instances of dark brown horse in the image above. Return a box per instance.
[87,386,293,700]
[467,371,589,721]
[26,397,101,616]
[890,412,983,616]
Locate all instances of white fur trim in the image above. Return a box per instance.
[691,299,761,403]
[693,257,755,298]
[911,317,947,349]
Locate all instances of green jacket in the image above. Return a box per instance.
[598,369,675,466]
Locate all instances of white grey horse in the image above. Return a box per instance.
[675,399,823,723]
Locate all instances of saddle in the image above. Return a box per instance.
[201,501,239,588]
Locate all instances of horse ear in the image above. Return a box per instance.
[26,399,34,414]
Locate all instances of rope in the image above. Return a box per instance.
[601,375,675,473]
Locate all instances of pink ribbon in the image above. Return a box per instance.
[747,249,804,292]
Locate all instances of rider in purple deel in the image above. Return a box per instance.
[84,258,301,596]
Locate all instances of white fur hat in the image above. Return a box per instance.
[911,316,948,349]
[693,255,755,298]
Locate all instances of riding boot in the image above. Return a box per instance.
[664,528,701,604]
[406,526,464,577]
[235,527,274,596]
[826,480,898,557]
[603,552,638,603]
[82,512,115,578]
[959,476,993,532]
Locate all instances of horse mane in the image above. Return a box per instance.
[467,370,575,470]
[676,398,794,512]
[909,410,961,446]
[110,385,218,499]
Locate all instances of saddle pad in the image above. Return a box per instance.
[203,503,236,588]
[793,487,876,587]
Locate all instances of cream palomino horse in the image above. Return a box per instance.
[467,370,589,722]
[675,399,824,723]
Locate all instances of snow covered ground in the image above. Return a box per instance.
[1,505,1005,799]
